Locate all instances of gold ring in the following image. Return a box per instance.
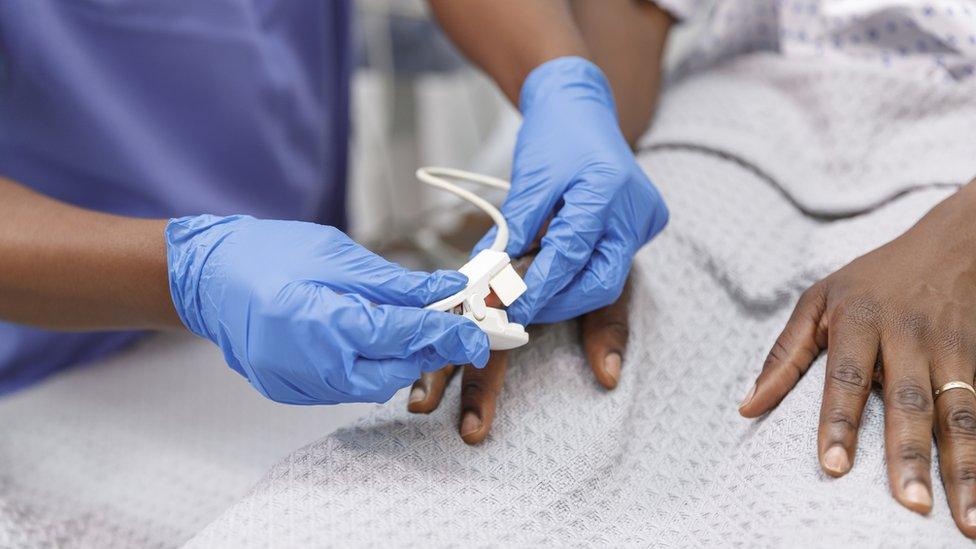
[934,381,976,400]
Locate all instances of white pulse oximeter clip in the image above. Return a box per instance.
[417,166,530,351]
[425,249,529,350]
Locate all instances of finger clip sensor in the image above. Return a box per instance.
[426,249,529,350]
[417,167,528,351]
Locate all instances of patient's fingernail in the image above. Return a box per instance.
[409,386,426,404]
[902,481,932,512]
[823,445,850,475]
[738,383,757,409]
[460,411,482,437]
[604,353,622,386]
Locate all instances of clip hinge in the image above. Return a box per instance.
[425,250,529,350]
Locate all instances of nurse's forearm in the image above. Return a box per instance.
[427,0,672,146]
[427,0,586,105]
[569,0,672,146]
[0,176,181,330]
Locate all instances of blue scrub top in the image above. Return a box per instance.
[0,0,352,394]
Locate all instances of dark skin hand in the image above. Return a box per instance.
[413,1,666,445]
[740,178,976,537]
[408,252,631,445]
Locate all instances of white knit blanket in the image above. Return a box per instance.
[183,54,976,547]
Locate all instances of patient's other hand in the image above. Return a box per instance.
[739,180,976,537]
[407,252,631,445]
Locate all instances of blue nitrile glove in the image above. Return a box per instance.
[473,56,669,325]
[166,215,490,405]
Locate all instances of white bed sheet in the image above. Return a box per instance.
[0,332,373,548]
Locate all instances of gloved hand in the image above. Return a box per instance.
[474,56,669,325]
[165,214,490,405]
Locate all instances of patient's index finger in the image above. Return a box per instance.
[817,321,878,477]
[408,365,457,414]
[459,351,509,445]
[740,283,827,418]
[580,277,631,389]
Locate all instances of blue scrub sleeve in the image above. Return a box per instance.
[0,322,144,395]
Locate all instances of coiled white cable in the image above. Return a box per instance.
[415,167,511,252]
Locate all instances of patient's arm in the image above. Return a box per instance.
[429,0,672,147]
[408,252,632,445]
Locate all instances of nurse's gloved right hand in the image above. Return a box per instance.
[165,214,490,405]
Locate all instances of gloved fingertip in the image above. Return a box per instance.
[651,199,670,236]
[506,296,533,327]
[470,339,490,369]
[425,269,469,302]
[459,321,491,368]
[432,269,469,289]
[504,237,529,259]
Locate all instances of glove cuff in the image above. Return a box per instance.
[518,56,615,116]
[165,214,247,340]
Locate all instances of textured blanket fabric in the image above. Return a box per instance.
[186,55,976,547]
[0,334,374,549]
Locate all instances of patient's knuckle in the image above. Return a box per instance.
[950,461,976,484]
[893,311,932,341]
[942,404,976,439]
[760,353,778,378]
[895,442,931,466]
[931,329,976,358]
[834,295,881,329]
[461,377,486,395]
[763,339,787,366]
[761,349,804,387]
[800,280,829,306]
[799,283,821,303]
[889,381,932,415]
[461,377,499,399]
[599,319,629,343]
[763,337,793,372]
[829,361,869,392]
[822,407,858,433]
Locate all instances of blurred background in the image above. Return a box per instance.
[345,0,702,269]
[346,0,519,270]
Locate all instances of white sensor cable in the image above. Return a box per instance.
[417,167,529,350]
[415,167,511,252]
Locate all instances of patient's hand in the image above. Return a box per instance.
[407,253,631,445]
[739,180,976,537]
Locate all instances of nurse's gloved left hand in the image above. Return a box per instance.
[165,215,490,405]
[473,56,669,325]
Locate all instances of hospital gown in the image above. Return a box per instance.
[657,0,976,81]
